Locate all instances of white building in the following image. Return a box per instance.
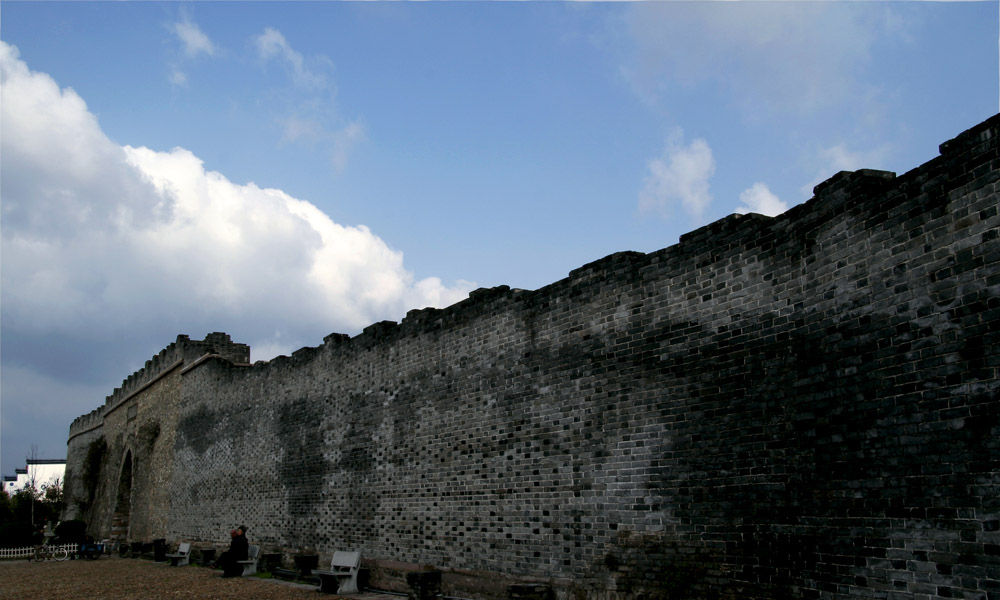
[2,459,66,495]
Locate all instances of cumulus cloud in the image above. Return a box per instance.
[1,39,467,472]
[0,40,473,359]
[736,182,788,217]
[638,131,715,221]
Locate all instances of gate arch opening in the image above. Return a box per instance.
[110,450,133,543]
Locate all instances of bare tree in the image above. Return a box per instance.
[25,445,40,532]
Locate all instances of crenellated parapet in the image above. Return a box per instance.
[67,333,249,443]
[102,333,249,413]
[68,404,107,439]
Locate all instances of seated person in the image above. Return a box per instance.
[214,526,249,577]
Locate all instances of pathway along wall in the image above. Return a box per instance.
[72,115,998,600]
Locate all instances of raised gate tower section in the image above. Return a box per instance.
[67,115,998,600]
[64,333,249,544]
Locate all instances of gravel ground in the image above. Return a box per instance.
[0,557,394,600]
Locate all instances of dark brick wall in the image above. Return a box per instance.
[78,115,1000,599]
[64,333,250,542]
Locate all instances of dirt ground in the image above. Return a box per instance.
[0,556,397,600]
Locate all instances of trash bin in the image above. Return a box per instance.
[407,571,442,600]
[294,554,319,576]
[199,548,216,566]
[153,539,167,562]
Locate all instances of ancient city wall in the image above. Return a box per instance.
[64,406,106,522]
[65,333,249,542]
[161,115,999,600]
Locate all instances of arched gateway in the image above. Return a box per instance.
[109,450,133,544]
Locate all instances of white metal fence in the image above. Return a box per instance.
[0,544,79,560]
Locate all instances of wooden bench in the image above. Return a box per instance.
[237,545,260,576]
[166,542,191,567]
[315,550,361,594]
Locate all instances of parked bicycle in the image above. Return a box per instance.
[32,543,69,561]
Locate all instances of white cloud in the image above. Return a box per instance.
[820,143,876,173]
[736,182,788,217]
[622,2,893,117]
[172,19,216,58]
[0,40,473,351]
[254,27,327,89]
[166,17,215,87]
[278,115,366,173]
[800,142,893,198]
[638,131,715,221]
[169,68,188,87]
[253,27,361,171]
[280,114,323,144]
[331,120,366,172]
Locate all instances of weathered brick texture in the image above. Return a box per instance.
[65,334,249,543]
[67,115,999,599]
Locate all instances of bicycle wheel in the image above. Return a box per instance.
[33,547,46,561]
[117,543,131,558]
[52,546,69,561]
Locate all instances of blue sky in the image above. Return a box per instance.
[1,1,997,477]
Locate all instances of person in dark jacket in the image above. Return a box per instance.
[216,526,249,577]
